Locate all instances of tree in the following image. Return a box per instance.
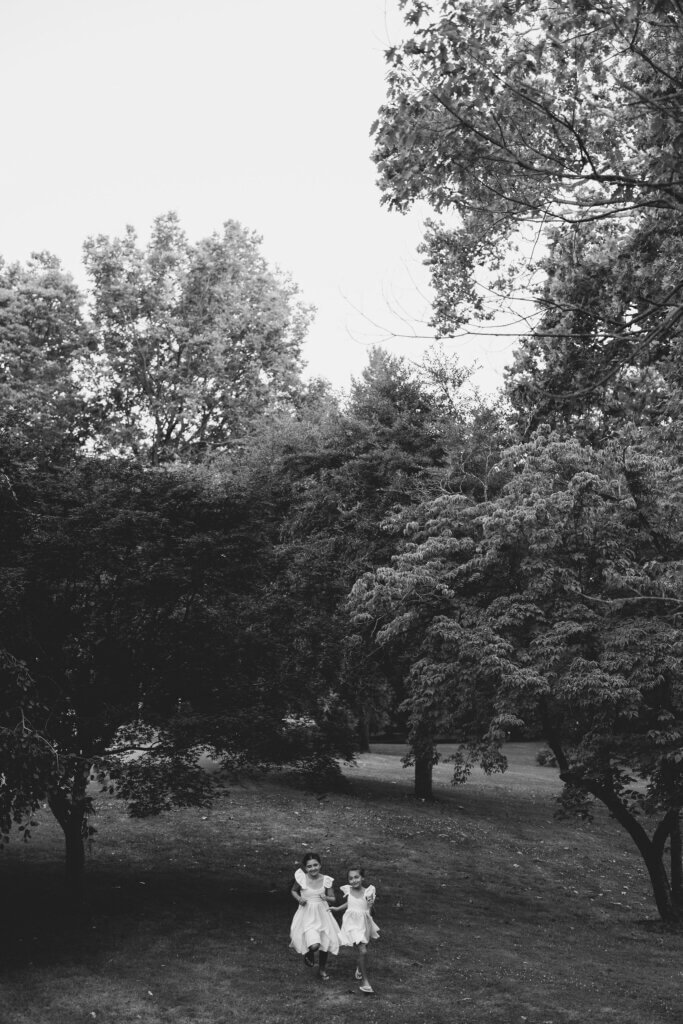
[366,0,683,920]
[0,450,355,897]
[0,217,338,897]
[82,212,313,464]
[208,348,482,773]
[348,393,514,797]
[0,252,93,460]
[0,651,58,847]
[372,0,683,410]
[505,212,683,434]
[218,351,444,756]
[349,424,683,920]
[280,350,468,750]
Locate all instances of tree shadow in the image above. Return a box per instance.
[0,859,290,969]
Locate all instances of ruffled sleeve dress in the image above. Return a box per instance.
[289,868,342,955]
[338,884,380,946]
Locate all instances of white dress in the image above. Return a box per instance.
[339,884,380,946]
[289,869,342,955]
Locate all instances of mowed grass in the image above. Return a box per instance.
[2,743,683,1024]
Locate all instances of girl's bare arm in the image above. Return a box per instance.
[291,884,306,905]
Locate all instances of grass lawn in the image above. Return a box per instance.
[2,743,682,1023]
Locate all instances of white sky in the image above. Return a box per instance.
[0,0,516,393]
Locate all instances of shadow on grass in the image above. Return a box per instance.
[0,858,291,970]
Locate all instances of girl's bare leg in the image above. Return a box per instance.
[304,941,319,967]
[356,942,372,989]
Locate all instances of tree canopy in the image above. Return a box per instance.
[82,212,313,463]
[372,0,683,422]
[0,215,334,895]
[364,1,683,924]
[0,449,359,893]
[349,421,683,919]
[0,252,93,459]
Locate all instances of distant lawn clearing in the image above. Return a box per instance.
[1,743,682,1024]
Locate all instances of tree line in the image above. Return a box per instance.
[3,0,683,925]
[0,213,483,898]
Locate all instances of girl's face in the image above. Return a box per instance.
[305,858,321,877]
[348,869,363,889]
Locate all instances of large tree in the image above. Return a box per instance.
[0,449,355,898]
[359,0,683,922]
[0,215,333,896]
[349,424,683,921]
[372,0,683,419]
[82,212,313,463]
[233,348,460,755]
[347,388,515,795]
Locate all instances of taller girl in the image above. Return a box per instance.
[289,852,342,981]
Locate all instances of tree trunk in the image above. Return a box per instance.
[545,714,683,924]
[414,752,433,800]
[562,772,682,924]
[670,811,683,908]
[63,812,86,900]
[48,766,89,902]
[641,844,680,923]
[357,709,371,754]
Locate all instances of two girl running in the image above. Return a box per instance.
[289,851,379,994]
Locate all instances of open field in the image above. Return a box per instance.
[2,743,682,1023]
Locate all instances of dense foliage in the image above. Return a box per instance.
[82,212,313,463]
[0,216,478,897]
[373,0,683,430]
[349,424,683,917]
[0,217,336,895]
[363,0,683,922]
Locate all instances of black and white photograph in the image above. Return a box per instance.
[2,2,683,1021]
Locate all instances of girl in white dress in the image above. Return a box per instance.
[331,865,379,994]
[289,852,341,981]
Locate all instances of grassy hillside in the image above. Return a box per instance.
[1,744,681,1023]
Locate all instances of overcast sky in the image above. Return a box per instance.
[1,0,515,392]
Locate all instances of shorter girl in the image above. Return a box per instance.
[332,865,379,994]
[289,852,341,981]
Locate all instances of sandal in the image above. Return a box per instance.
[355,968,363,981]
[319,971,330,982]
[359,984,374,994]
